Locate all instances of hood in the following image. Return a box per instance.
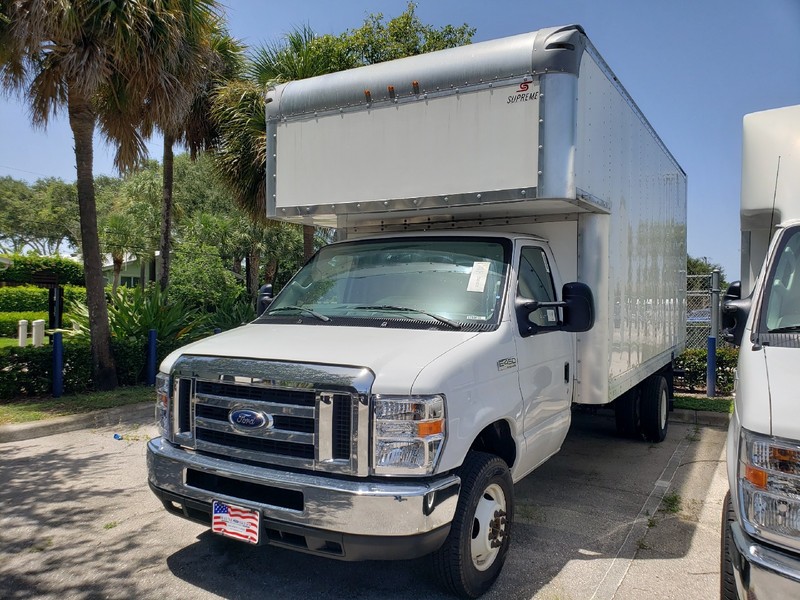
[161,323,480,395]
[764,345,800,440]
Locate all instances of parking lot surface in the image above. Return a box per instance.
[0,409,728,599]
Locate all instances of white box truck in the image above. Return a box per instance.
[147,25,686,597]
[721,104,800,599]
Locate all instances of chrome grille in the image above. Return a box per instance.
[168,356,374,476]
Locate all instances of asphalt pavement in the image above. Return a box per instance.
[0,406,729,599]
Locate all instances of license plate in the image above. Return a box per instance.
[211,500,260,544]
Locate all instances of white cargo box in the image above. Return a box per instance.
[266,25,687,404]
[740,104,800,294]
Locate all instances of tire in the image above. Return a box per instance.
[433,452,514,598]
[720,491,739,599]
[640,375,669,443]
[614,389,639,438]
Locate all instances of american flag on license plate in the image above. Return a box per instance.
[212,501,260,544]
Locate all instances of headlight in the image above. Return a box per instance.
[372,394,446,475]
[739,429,800,546]
[155,372,172,439]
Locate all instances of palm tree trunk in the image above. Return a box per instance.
[112,256,122,293]
[246,247,261,303]
[303,225,315,261]
[159,134,175,291]
[68,91,118,391]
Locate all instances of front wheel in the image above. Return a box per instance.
[433,451,514,598]
[720,491,739,599]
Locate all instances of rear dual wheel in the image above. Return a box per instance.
[614,374,669,443]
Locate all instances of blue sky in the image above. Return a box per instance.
[1,0,798,279]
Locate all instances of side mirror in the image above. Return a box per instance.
[257,284,274,316]
[561,281,595,333]
[721,280,750,346]
[515,281,595,337]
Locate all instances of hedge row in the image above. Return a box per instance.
[0,285,86,312]
[675,347,738,395]
[0,254,84,285]
[0,337,184,400]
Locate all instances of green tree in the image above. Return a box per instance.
[0,0,220,389]
[211,4,474,265]
[0,176,36,253]
[688,255,728,290]
[336,2,475,66]
[156,26,243,292]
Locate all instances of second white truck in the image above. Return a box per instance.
[147,25,686,597]
[721,104,800,600]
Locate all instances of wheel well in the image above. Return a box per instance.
[469,420,516,469]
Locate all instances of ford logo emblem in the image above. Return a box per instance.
[229,409,273,430]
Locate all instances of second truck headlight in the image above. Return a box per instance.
[372,394,446,475]
[739,429,800,544]
[155,372,172,439]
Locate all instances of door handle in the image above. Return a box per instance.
[564,362,570,383]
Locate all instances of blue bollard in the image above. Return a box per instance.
[707,336,717,398]
[53,332,63,398]
[146,329,157,385]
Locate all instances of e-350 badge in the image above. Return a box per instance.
[497,358,517,372]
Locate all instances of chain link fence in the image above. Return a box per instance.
[686,273,713,349]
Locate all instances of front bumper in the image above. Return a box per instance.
[147,437,459,560]
[730,521,800,599]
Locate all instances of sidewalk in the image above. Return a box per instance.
[0,402,154,443]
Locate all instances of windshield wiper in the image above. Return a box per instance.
[266,306,330,322]
[768,325,800,333]
[353,305,462,330]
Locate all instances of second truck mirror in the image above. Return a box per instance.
[721,281,750,346]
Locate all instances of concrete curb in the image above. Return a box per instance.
[0,402,154,444]
[671,407,731,428]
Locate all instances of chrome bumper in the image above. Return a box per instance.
[147,437,460,538]
[730,521,800,599]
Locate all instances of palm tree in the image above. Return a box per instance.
[0,0,220,389]
[157,28,244,291]
[212,26,339,262]
[100,212,141,293]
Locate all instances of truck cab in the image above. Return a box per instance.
[721,105,800,600]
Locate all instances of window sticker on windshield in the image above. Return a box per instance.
[468,262,491,293]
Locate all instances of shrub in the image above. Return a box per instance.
[0,254,84,285]
[675,347,738,395]
[0,286,47,312]
[68,285,206,345]
[0,337,150,400]
[0,284,86,313]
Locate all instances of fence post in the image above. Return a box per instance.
[53,332,63,398]
[707,270,720,397]
[17,319,28,347]
[32,319,45,347]
[146,329,157,386]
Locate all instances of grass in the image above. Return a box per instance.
[674,395,733,413]
[661,491,682,514]
[0,385,153,425]
[0,337,49,348]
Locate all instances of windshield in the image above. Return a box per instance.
[763,227,800,332]
[260,237,510,329]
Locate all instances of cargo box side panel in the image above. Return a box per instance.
[574,50,687,405]
[272,82,541,223]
